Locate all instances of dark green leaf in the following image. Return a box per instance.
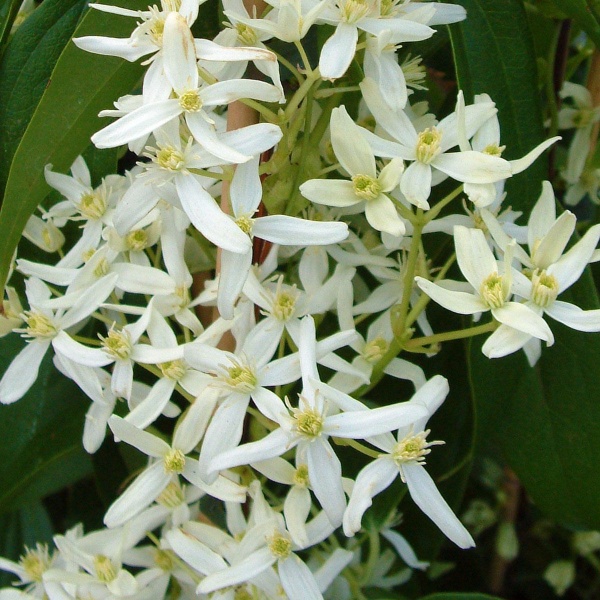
[0,0,22,57]
[449,0,549,212]
[548,0,600,48]
[0,0,148,295]
[0,0,86,190]
[0,335,92,513]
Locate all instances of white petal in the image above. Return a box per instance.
[0,340,50,404]
[331,106,375,176]
[108,415,170,457]
[546,300,600,332]
[278,554,323,600]
[434,151,512,183]
[415,277,486,314]
[254,216,348,246]
[403,463,475,548]
[400,161,432,209]
[365,195,405,236]
[319,23,358,80]
[454,225,497,290]
[343,458,398,536]
[163,13,198,92]
[103,462,170,527]
[492,303,554,343]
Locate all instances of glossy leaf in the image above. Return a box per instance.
[0,0,148,295]
[449,0,549,212]
[0,335,92,514]
[0,0,86,191]
[0,0,22,57]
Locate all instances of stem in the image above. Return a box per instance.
[238,97,280,123]
[404,320,497,351]
[294,40,313,75]
[187,168,229,181]
[274,50,304,84]
[424,184,464,223]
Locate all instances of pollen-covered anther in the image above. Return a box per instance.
[362,336,389,363]
[352,174,382,201]
[480,272,507,309]
[268,533,293,559]
[19,544,52,582]
[416,127,442,164]
[224,363,257,393]
[235,215,254,235]
[23,311,57,339]
[236,22,258,45]
[178,90,203,113]
[101,328,133,360]
[157,481,185,508]
[126,229,149,252]
[339,0,372,23]
[175,285,191,308]
[531,269,559,308]
[392,429,444,468]
[293,464,310,487]
[272,290,297,321]
[94,555,117,583]
[294,406,324,438]
[154,144,185,171]
[93,257,111,278]
[164,448,186,474]
[159,359,187,381]
[78,191,107,220]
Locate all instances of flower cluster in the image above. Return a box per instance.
[1,0,598,598]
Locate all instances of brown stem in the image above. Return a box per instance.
[489,467,521,595]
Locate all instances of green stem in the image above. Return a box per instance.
[404,320,498,351]
[294,40,313,75]
[238,98,280,123]
[274,50,304,84]
[188,168,229,181]
[424,184,464,223]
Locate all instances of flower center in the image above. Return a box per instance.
[94,555,117,583]
[164,448,186,474]
[352,174,382,201]
[272,290,297,321]
[78,191,107,220]
[531,269,559,308]
[175,285,191,308]
[224,362,257,393]
[157,481,185,508]
[126,229,149,252]
[236,23,258,45]
[178,90,202,113]
[101,328,132,360]
[479,272,507,309]
[292,464,310,487]
[362,336,389,363]
[268,533,292,559]
[294,407,324,438]
[416,127,442,164]
[339,0,372,23]
[19,544,51,582]
[235,215,254,235]
[24,311,57,339]
[156,144,186,171]
[159,359,187,381]
[392,429,444,476]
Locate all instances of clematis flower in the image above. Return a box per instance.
[415,226,554,357]
[343,374,475,549]
[300,106,406,237]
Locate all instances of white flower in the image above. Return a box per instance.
[415,226,555,357]
[343,375,475,549]
[300,106,406,237]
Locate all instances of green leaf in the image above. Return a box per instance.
[0,0,86,190]
[469,272,600,529]
[0,0,148,295]
[548,0,600,49]
[0,335,92,513]
[448,0,549,212]
[420,594,505,600]
[0,0,22,57]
